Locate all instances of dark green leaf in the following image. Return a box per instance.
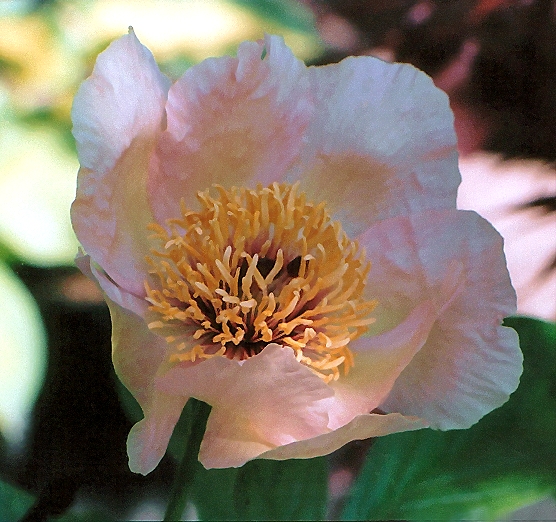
[0,479,113,522]
[166,399,197,463]
[0,480,34,522]
[342,316,556,520]
[191,457,328,521]
[114,374,143,424]
[191,465,240,520]
[234,458,328,520]
[165,400,211,521]
[0,240,22,267]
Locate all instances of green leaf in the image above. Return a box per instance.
[234,458,328,520]
[0,480,34,522]
[165,400,211,521]
[342,316,556,521]
[0,479,113,522]
[0,261,47,446]
[230,0,316,34]
[159,55,197,82]
[0,240,21,267]
[191,457,328,520]
[167,400,198,463]
[190,465,240,520]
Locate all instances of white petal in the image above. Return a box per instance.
[148,34,313,223]
[76,252,148,317]
[108,298,189,475]
[156,344,333,469]
[72,30,170,175]
[127,391,188,475]
[71,31,170,297]
[328,300,437,430]
[260,413,427,461]
[108,299,167,408]
[289,56,460,236]
[360,209,522,429]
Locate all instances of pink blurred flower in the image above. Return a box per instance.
[458,153,556,322]
[71,30,521,473]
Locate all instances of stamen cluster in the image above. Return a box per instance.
[145,183,376,382]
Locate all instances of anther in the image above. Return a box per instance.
[144,183,375,382]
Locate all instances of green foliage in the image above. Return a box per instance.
[230,0,317,34]
[166,399,196,463]
[118,386,329,521]
[233,458,328,521]
[0,480,34,522]
[159,55,197,82]
[191,457,328,521]
[114,374,143,424]
[0,479,113,522]
[165,400,211,521]
[342,316,556,520]
[166,398,329,521]
[0,240,21,267]
[190,465,238,520]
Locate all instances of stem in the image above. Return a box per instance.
[164,399,212,521]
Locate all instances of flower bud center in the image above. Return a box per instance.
[144,183,376,382]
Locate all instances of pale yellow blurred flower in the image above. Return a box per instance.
[0,121,80,265]
[0,261,47,447]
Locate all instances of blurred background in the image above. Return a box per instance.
[0,0,555,520]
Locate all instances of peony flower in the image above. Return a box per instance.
[71,30,522,473]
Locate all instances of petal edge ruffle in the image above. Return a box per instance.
[260,412,427,461]
[289,56,460,236]
[148,34,313,224]
[359,209,522,429]
[71,31,170,297]
[156,344,334,469]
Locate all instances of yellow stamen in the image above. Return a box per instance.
[144,183,376,382]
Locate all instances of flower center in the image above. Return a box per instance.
[144,183,377,383]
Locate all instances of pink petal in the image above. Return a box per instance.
[360,209,522,429]
[148,34,313,223]
[72,30,170,176]
[127,391,188,475]
[260,413,427,461]
[288,56,460,236]
[90,262,148,318]
[328,300,437,430]
[108,298,188,475]
[75,252,148,317]
[156,344,334,469]
[108,299,168,408]
[74,248,95,281]
[71,30,170,296]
